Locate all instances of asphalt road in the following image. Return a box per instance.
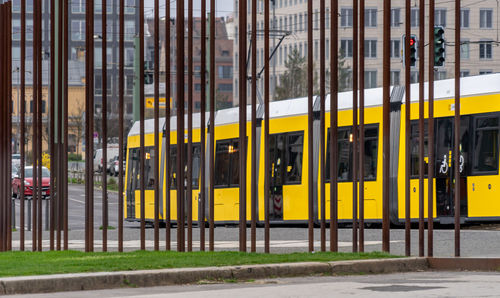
[9,184,500,256]
[8,271,500,298]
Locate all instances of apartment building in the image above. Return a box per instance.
[233,0,500,103]
[11,0,139,125]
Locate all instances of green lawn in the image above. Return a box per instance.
[0,250,395,277]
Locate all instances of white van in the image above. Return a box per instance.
[93,145,119,172]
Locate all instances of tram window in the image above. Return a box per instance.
[410,120,429,178]
[229,140,240,186]
[325,127,351,182]
[325,125,378,182]
[214,138,240,188]
[269,134,285,185]
[286,133,304,183]
[127,148,140,191]
[363,126,379,180]
[144,147,156,189]
[169,144,202,189]
[472,115,499,174]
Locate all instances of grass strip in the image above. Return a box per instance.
[0,250,395,277]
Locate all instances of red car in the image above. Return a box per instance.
[12,166,51,200]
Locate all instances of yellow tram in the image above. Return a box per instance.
[125,73,500,225]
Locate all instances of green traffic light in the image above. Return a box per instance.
[433,26,445,67]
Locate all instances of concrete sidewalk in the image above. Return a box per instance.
[0,258,427,295]
[1,257,499,296]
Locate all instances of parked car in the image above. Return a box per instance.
[93,147,119,172]
[110,156,126,177]
[12,166,51,200]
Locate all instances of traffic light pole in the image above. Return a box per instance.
[133,36,140,122]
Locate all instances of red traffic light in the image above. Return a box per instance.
[409,37,416,46]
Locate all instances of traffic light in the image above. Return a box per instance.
[144,63,153,84]
[434,26,445,67]
[402,34,417,67]
[409,35,417,67]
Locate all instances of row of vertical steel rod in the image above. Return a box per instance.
[3,0,462,256]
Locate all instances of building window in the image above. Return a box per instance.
[12,19,20,41]
[460,70,470,77]
[12,0,20,12]
[436,71,446,81]
[365,8,377,27]
[364,40,377,58]
[390,40,400,58]
[71,20,85,41]
[461,9,470,28]
[411,8,419,27]
[218,65,233,79]
[364,70,377,88]
[326,8,330,29]
[480,9,493,28]
[314,10,319,29]
[125,20,135,41]
[125,0,135,14]
[479,42,492,59]
[460,40,469,59]
[390,71,400,86]
[126,75,134,95]
[72,0,85,13]
[391,8,401,27]
[435,8,446,27]
[95,74,102,95]
[340,39,353,58]
[340,8,353,27]
[218,84,233,92]
[479,70,493,75]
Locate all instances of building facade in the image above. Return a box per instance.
[233,0,500,102]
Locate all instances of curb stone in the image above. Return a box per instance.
[0,257,426,295]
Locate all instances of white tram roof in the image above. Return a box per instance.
[129,73,500,137]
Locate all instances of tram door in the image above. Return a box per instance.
[269,134,285,221]
[435,117,468,218]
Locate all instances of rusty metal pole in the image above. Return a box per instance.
[57,0,64,251]
[418,0,425,258]
[263,0,270,254]
[7,1,13,251]
[251,0,258,253]
[199,0,207,252]
[139,0,146,251]
[382,0,391,253]
[428,0,435,258]
[153,0,160,252]
[209,0,215,252]
[319,0,327,253]
[63,0,70,251]
[37,0,43,251]
[358,0,365,253]
[307,0,314,253]
[187,0,194,252]
[454,0,461,258]
[238,0,248,253]
[352,0,359,254]
[404,0,411,257]
[118,0,125,253]
[330,0,339,253]
[20,0,26,252]
[176,0,186,252]
[165,0,172,251]
[32,0,39,251]
[85,0,95,252]
[49,0,56,251]
[0,3,4,252]
[102,0,109,253]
